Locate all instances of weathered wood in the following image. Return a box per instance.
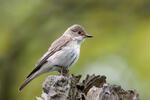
[36,74,139,100]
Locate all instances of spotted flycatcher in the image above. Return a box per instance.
[19,24,93,91]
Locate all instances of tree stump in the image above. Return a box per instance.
[36,74,139,100]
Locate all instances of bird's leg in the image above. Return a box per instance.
[58,67,69,77]
[62,67,69,76]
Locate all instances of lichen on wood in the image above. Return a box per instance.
[37,74,139,100]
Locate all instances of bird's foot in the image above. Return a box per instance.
[58,67,69,77]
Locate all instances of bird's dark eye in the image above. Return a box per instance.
[78,31,81,34]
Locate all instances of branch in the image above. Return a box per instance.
[36,74,139,100]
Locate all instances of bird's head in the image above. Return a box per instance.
[64,24,93,43]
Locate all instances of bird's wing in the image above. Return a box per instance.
[26,35,71,78]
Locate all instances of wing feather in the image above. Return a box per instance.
[26,35,71,78]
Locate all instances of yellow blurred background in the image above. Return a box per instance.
[0,0,150,100]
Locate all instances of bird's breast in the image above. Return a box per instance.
[62,43,80,67]
[48,42,80,68]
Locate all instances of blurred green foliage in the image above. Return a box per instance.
[0,0,150,100]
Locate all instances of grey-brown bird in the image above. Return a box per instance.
[19,24,93,91]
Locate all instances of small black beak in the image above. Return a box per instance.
[84,34,93,38]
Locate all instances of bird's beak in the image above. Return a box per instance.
[84,34,93,38]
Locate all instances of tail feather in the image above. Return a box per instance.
[19,77,33,91]
[19,72,39,91]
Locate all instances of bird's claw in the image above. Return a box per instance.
[58,67,69,77]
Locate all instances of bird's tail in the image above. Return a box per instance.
[19,72,39,91]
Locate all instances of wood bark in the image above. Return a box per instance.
[36,74,139,100]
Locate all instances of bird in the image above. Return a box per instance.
[19,24,93,91]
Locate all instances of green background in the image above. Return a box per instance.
[0,0,150,100]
